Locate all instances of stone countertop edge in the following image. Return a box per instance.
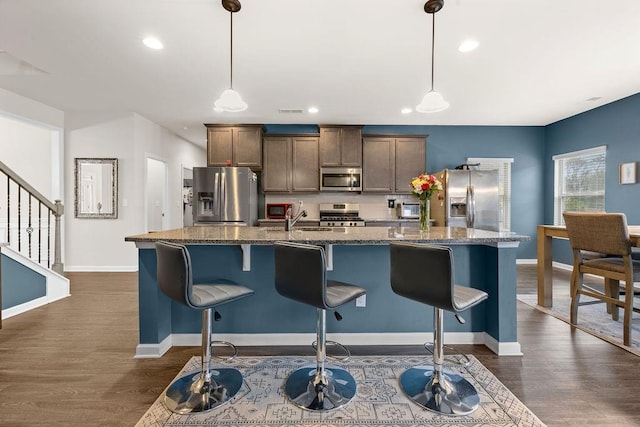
[125,226,530,246]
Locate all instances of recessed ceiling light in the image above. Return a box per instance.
[458,39,479,53]
[401,108,412,114]
[586,96,602,102]
[143,37,164,50]
[308,106,319,114]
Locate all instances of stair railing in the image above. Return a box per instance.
[0,160,63,273]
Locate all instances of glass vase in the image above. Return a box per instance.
[419,198,430,232]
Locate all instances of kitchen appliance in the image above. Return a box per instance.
[430,168,500,231]
[266,203,293,219]
[319,203,365,227]
[192,167,257,225]
[397,202,420,219]
[320,167,362,192]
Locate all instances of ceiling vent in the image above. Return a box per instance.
[278,108,304,114]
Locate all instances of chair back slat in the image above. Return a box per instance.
[563,212,631,256]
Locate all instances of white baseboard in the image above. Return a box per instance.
[551,261,573,271]
[134,336,173,359]
[64,265,138,272]
[134,332,521,358]
[483,333,523,356]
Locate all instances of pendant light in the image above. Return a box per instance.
[214,0,247,112]
[416,0,449,113]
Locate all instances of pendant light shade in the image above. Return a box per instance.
[215,0,247,112]
[215,89,247,112]
[416,90,449,113]
[416,0,448,113]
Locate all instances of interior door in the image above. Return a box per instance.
[146,157,168,232]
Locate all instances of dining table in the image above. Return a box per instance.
[536,224,640,308]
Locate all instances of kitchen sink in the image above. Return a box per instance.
[297,227,333,231]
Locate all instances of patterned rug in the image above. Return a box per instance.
[518,293,640,356]
[136,355,545,427]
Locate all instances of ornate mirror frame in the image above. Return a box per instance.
[74,158,118,219]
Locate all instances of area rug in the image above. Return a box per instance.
[518,293,640,356]
[136,355,545,427]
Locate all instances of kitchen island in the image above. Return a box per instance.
[126,226,528,358]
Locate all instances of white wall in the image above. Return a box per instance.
[0,115,57,200]
[64,112,137,270]
[0,90,207,272]
[62,112,206,271]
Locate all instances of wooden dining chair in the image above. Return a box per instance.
[563,212,640,346]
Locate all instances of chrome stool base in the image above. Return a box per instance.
[399,366,480,416]
[164,367,243,414]
[284,365,357,411]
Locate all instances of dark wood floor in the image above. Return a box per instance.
[1,267,639,426]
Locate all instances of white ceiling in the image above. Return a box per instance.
[1,0,640,147]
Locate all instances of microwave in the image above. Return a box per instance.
[397,202,420,219]
[266,203,293,219]
[320,167,362,192]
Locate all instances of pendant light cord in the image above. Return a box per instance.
[230,11,234,89]
[431,12,435,92]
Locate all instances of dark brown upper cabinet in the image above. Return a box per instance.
[319,126,363,167]
[205,124,263,171]
[262,135,320,193]
[362,135,426,193]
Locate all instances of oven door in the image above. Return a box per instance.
[320,168,362,192]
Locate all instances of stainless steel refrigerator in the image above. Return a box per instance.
[430,168,500,231]
[192,167,258,225]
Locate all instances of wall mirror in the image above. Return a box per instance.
[74,158,118,219]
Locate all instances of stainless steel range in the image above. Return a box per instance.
[319,203,365,227]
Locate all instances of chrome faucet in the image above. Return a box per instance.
[285,207,307,231]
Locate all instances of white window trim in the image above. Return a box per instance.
[552,145,606,161]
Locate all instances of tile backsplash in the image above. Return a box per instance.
[264,193,416,219]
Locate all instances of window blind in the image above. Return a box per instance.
[553,146,606,225]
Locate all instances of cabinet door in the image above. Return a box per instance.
[319,127,341,167]
[362,137,394,192]
[262,137,290,192]
[207,127,233,166]
[292,137,320,192]
[233,127,262,170]
[340,127,362,167]
[394,137,426,193]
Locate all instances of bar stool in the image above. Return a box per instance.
[389,241,488,416]
[273,241,366,411]
[155,241,254,414]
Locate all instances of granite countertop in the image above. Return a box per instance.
[125,225,529,246]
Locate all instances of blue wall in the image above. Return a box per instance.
[1,253,46,309]
[265,124,545,259]
[138,243,519,344]
[267,92,640,264]
[545,93,640,263]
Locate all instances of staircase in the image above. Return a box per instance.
[1,161,68,327]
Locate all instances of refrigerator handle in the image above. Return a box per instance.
[220,172,226,218]
[467,185,475,228]
[213,172,220,219]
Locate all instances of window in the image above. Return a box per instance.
[467,157,513,231]
[553,145,606,225]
